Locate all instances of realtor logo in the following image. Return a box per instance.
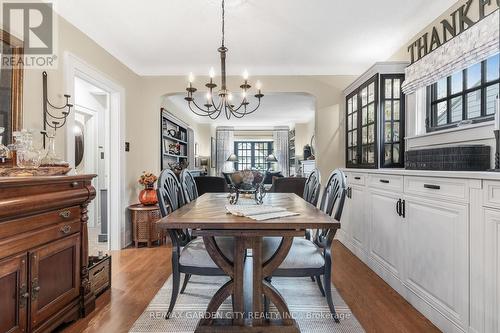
[1,1,57,68]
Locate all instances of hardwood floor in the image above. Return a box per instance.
[61,240,440,333]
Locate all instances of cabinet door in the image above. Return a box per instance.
[349,185,367,252]
[0,254,27,333]
[484,209,500,333]
[368,189,403,278]
[29,234,80,328]
[403,196,468,329]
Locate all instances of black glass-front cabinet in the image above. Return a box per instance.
[345,67,405,169]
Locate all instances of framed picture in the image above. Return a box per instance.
[211,137,216,168]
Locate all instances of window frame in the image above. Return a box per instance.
[234,141,273,171]
[426,55,500,133]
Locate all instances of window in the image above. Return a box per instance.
[234,141,272,171]
[427,53,500,132]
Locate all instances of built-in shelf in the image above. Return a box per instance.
[162,135,188,145]
[164,153,188,159]
[160,108,192,170]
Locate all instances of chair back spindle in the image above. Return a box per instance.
[180,169,199,203]
[303,168,321,206]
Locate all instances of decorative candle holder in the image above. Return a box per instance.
[489,129,500,172]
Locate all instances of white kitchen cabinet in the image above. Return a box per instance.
[347,185,367,254]
[403,195,469,330]
[368,189,403,282]
[483,208,500,333]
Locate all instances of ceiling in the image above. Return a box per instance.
[164,92,315,127]
[52,0,456,76]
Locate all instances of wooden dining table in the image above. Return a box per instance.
[158,192,341,333]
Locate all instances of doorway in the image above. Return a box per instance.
[65,52,126,251]
[74,77,110,255]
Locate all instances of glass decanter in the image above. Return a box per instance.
[0,127,9,161]
[17,130,42,169]
[40,132,67,166]
[7,131,22,164]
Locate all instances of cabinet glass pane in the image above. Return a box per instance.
[384,102,392,120]
[367,146,375,163]
[368,125,374,144]
[362,146,368,164]
[486,83,499,115]
[393,100,400,120]
[467,63,481,89]
[348,99,353,113]
[362,127,368,144]
[467,90,481,119]
[393,145,400,163]
[361,88,368,106]
[352,94,358,110]
[384,144,391,164]
[348,132,352,147]
[385,79,392,99]
[368,104,375,123]
[348,114,352,130]
[451,71,463,94]
[352,131,357,146]
[436,101,447,125]
[385,123,392,142]
[368,83,375,102]
[393,121,400,141]
[451,96,462,122]
[393,79,401,97]
[352,112,357,129]
[486,54,499,82]
[362,106,368,125]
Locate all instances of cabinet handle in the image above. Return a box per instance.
[93,266,106,276]
[60,224,72,234]
[31,279,40,301]
[59,210,71,219]
[379,179,390,184]
[71,181,79,187]
[354,176,361,180]
[402,200,406,218]
[396,199,401,216]
[424,184,441,190]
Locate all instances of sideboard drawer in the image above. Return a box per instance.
[0,206,81,240]
[368,174,403,192]
[346,172,366,186]
[483,181,500,209]
[404,176,469,203]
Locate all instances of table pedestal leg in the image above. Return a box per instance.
[196,235,300,333]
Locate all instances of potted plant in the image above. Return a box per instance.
[138,171,158,206]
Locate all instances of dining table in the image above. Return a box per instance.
[158,192,341,333]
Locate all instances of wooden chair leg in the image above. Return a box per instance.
[180,273,191,294]
[315,275,326,297]
[166,262,180,319]
[263,277,272,316]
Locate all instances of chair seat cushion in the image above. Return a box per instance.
[179,237,234,268]
[262,237,324,269]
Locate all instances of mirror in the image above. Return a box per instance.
[0,30,23,144]
[74,121,84,168]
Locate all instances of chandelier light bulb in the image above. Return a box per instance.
[255,80,262,90]
[228,92,233,101]
[242,91,247,98]
[206,92,212,100]
[243,70,249,80]
[188,72,195,83]
[209,67,215,79]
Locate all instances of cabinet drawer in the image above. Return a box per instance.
[0,220,80,259]
[404,176,469,203]
[483,181,500,209]
[0,206,81,240]
[346,172,366,186]
[369,174,403,192]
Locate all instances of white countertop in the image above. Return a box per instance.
[342,168,500,180]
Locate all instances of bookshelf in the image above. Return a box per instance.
[289,128,296,176]
[160,108,191,170]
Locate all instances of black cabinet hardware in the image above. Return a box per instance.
[396,199,402,216]
[424,184,441,190]
[354,176,361,180]
[402,200,406,218]
[379,179,390,184]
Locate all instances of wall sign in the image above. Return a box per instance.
[407,0,500,64]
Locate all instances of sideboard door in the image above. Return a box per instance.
[29,234,81,329]
[0,254,28,333]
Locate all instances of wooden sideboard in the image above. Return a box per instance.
[0,175,96,333]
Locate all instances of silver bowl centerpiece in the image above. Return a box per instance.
[228,169,266,205]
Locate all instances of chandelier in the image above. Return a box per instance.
[184,0,263,120]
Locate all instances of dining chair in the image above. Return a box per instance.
[262,169,347,322]
[194,176,228,196]
[179,169,198,202]
[303,168,321,206]
[157,169,234,318]
[269,177,307,197]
